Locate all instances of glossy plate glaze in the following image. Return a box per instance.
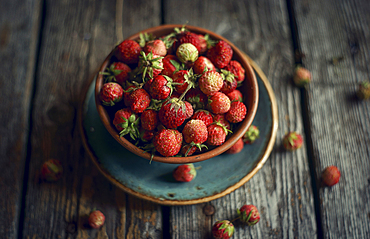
[78,55,278,205]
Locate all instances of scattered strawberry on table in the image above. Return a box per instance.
[293,65,311,87]
[282,131,303,151]
[242,125,260,144]
[173,163,197,182]
[211,220,235,239]
[99,26,250,158]
[322,165,341,186]
[88,210,105,229]
[357,80,370,100]
[41,159,63,182]
[237,204,260,226]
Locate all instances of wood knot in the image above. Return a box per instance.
[203,204,215,216]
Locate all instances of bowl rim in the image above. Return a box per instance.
[94,24,259,164]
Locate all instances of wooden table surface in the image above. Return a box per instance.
[1,0,369,238]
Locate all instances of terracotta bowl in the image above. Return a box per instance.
[95,24,259,164]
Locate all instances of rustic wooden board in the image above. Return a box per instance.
[0,0,42,238]
[294,0,370,238]
[165,0,317,238]
[20,0,163,238]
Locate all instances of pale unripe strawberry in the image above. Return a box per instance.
[176,43,199,64]
[293,66,311,87]
[143,39,167,56]
[199,71,223,95]
[88,210,105,229]
[212,220,234,239]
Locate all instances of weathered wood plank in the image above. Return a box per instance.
[21,0,163,238]
[165,0,317,238]
[0,0,42,238]
[294,0,370,238]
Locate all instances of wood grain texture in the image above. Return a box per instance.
[294,0,370,238]
[0,0,42,238]
[165,0,317,238]
[21,0,163,238]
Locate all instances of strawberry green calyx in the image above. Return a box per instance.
[243,125,260,144]
[176,43,199,64]
[237,205,260,226]
[293,66,311,87]
[212,121,232,135]
[117,114,140,140]
[212,220,234,239]
[357,80,370,100]
[220,69,235,84]
[137,51,164,80]
[100,63,123,83]
[283,131,303,151]
[138,32,155,47]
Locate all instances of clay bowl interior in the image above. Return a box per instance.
[95,24,259,164]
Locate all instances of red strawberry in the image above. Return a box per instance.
[100,82,124,106]
[226,138,244,154]
[143,77,154,92]
[140,109,158,131]
[182,119,208,151]
[220,69,237,94]
[213,114,231,130]
[207,122,230,146]
[127,88,151,113]
[226,101,247,123]
[191,109,213,127]
[143,39,167,56]
[181,144,198,156]
[224,60,245,83]
[208,92,231,114]
[193,56,216,75]
[357,80,370,99]
[293,66,311,87]
[185,88,208,110]
[88,210,105,229]
[243,125,260,144]
[173,163,197,182]
[226,89,243,102]
[184,101,194,119]
[176,31,202,53]
[283,131,303,151]
[41,159,63,181]
[139,128,155,142]
[237,204,260,226]
[149,75,173,100]
[158,98,187,129]
[138,52,163,79]
[112,108,139,140]
[123,85,137,107]
[161,55,182,78]
[212,220,234,239]
[176,43,199,65]
[172,70,191,94]
[115,39,141,64]
[101,62,131,86]
[322,165,341,186]
[153,129,182,156]
[207,40,233,69]
[198,70,223,95]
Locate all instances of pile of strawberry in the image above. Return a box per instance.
[99,26,248,158]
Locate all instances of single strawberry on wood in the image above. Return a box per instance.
[283,131,303,151]
[322,165,341,186]
[212,220,234,239]
[88,210,105,229]
[237,204,260,226]
[41,159,63,182]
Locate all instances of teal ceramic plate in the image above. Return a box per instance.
[79,56,278,205]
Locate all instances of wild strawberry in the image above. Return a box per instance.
[140,109,158,131]
[113,108,139,140]
[173,163,197,182]
[143,39,167,56]
[198,70,223,95]
[212,220,234,239]
[226,138,244,154]
[191,110,213,127]
[207,40,233,69]
[224,60,245,83]
[100,82,124,106]
[184,101,194,119]
[226,101,247,123]
[220,69,237,94]
[213,114,231,130]
[149,75,173,100]
[158,98,187,128]
[293,66,311,87]
[283,131,303,151]
[182,120,208,152]
[226,89,243,102]
[237,204,260,226]
[207,122,230,146]
[185,88,208,110]
[243,125,260,144]
[176,43,199,65]
[153,129,182,156]
[180,144,198,156]
[357,80,370,100]
[127,88,151,113]
[143,77,154,92]
[100,62,131,86]
[123,85,137,107]
[192,56,216,75]
[139,128,155,142]
[161,55,182,78]
[197,34,217,55]
[137,52,163,80]
[172,70,191,94]
[41,159,63,181]
[176,31,202,53]
[115,39,141,64]
[208,92,231,114]
[88,210,105,229]
[322,165,341,186]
